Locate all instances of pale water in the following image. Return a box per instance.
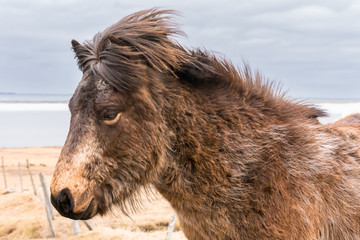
[0,93,71,147]
[0,93,359,148]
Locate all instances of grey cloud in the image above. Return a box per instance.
[0,0,359,99]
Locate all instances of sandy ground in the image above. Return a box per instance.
[0,147,186,240]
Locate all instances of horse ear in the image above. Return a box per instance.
[71,39,91,71]
[71,39,82,51]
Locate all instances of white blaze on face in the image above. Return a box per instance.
[51,121,103,213]
[70,119,102,164]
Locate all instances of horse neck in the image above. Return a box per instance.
[153,79,265,203]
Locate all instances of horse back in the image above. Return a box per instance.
[327,113,360,158]
[333,113,360,125]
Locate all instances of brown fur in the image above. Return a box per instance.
[334,113,360,125]
[51,9,360,239]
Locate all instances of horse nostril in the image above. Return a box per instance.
[55,188,74,215]
[51,188,95,220]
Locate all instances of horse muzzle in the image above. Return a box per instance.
[50,188,97,220]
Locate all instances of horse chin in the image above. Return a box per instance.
[77,198,98,220]
[63,198,99,220]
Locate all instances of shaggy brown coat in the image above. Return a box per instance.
[50,9,360,240]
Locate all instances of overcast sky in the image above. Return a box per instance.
[0,0,359,99]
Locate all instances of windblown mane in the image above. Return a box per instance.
[72,8,326,120]
[71,9,189,91]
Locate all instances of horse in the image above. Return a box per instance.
[50,9,360,239]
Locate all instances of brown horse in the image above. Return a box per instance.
[50,9,360,239]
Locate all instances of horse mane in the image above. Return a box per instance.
[71,8,326,120]
[178,50,327,120]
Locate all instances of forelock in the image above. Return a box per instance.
[73,8,190,92]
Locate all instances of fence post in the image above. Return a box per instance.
[83,220,95,231]
[39,173,54,219]
[39,173,55,237]
[18,162,23,192]
[26,159,37,195]
[72,220,80,236]
[1,157,7,189]
[165,213,177,240]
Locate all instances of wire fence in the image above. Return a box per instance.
[1,156,177,239]
[1,157,94,238]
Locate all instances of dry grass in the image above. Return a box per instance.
[0,191,45,239]
[0,147,187,240]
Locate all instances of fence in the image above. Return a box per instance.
[1,157,94,238]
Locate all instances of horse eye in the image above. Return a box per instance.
[102,110,121,125]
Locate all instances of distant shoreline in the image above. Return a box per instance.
[0,93,71,104]
[312,100,360,104]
